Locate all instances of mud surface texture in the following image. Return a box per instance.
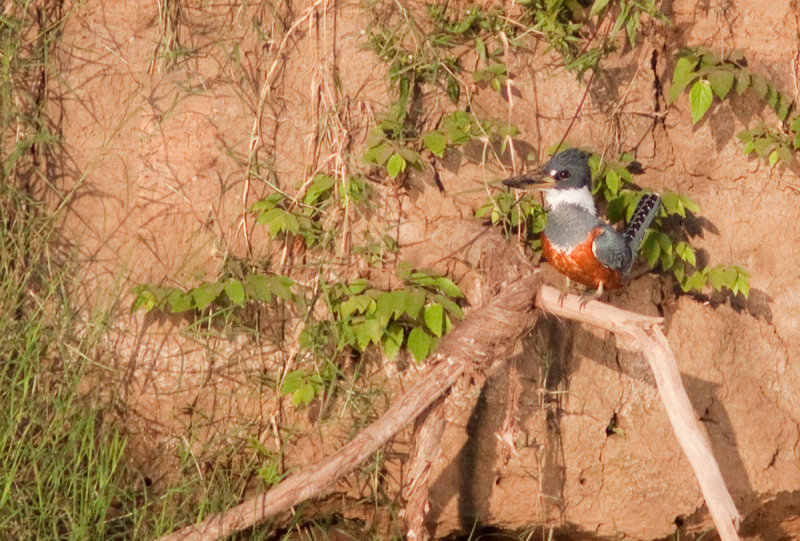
[49,0,800,539]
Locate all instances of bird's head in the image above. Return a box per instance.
[502,148,592,191]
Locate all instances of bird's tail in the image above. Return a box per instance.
[623,193,661,268]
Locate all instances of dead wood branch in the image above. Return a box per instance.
[157,254,740,541]
[401,286,740,541]
[538,286,741,540]
[157,273,543,541]
[403,397,447,540]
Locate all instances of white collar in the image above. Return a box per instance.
[542,187,596,215]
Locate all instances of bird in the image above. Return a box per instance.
[502,148,661,308]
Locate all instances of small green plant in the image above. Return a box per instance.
[366,3,521,107]
[476,191,547,250]
[471,34,512,94]
[424,110,519,157]
[131,273,295,315]
[249,437,288,487]
[362,113,427,179]
[352,231,399,266]
[669,47,800,167]
[281,367,331,408]
[250,173,369,245]
[365,109,518,180]
[519,0,666,76]
[301,265,464,365]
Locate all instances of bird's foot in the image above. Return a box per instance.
[558,278,571,306]
[578,282,604,310]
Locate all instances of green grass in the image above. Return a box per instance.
[0,3,384,535]
[0,3,137,539]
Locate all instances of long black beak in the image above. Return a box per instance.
[501,165,550,188]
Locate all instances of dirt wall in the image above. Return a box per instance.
[51,0,800,538]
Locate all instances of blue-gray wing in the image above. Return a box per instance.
[592,225,632,273]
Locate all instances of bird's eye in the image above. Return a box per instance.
[556,170,570,180]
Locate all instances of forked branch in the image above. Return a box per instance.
[157,278,740,541]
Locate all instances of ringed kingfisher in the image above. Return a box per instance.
[502,148,661,307]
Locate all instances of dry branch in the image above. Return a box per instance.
[538,286,741,540]
[157,275,741,541]
[157,273,543,541]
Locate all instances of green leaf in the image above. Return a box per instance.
[721,266,739,288]
[769,150,779,167]
[244,274,272,302]
[423,131,448,157]
[707,68,735,100]
[292,383,316,407]
[669,55,699,104]
[168,289,194,312]
[304,174,334,206]
[261,208,300,237]
[407,327,433,362]
[675,241,696,266]
[672,260,685,282]
[735,69,750,95]
[353,319,382,350]
[753,134,774,157]
[605,170,620,194]
[267,275,294,300]
[751,73,768,98]
[250,193,284,212]
[689,80,714,124]
[430,276,464,298]
[656,231,673,254]
[386,153,406,178]
[678,193,700,213]
[475,37,486,62]
[589,0,611,17]
[433,294,463,319]
[475,202,492,219]
[397,146,423,167]
[682,271,708,293]
[192,281,225,311]
[708,267,733,290]
[446,75,460,104]
[131,286,157,312]
[376,290,407,326]
[341,294,373,318]
[224,279,246,305]
[777,145,793,165]
[625,12,639,47]
[660,247,675,269]
[382,322,405,360]
[606,193,630,223]
[424,304,445,337]
[660,191,683,216]
[776,97,789,121]
[281,370,306,395]
[404,288,426,319]
[734,272,750,298]
[641,233,661,268]
[346,279,371,295]
[766,85,778,109]
[363,142,392,165]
